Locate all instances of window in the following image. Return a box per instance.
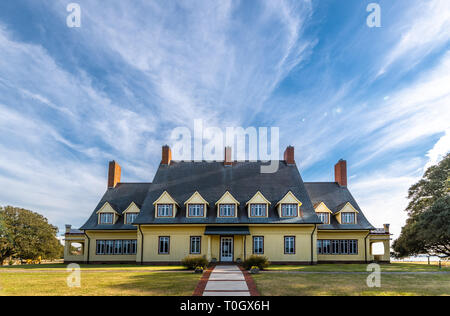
[341,212,356,224]
[284,236,295,254]
[114,240,123,255]
[96,240,105,255]
[159,237,170,254]
[317,240,358,255]
[96,240,137,255]
[99,213,114,224]
[157,204,173,217]
[317,212,330,224]
[281,204,297,217]
[251,204,267,217]
[188,204,204,217]
[253,236,264,254]
[190,236,201,254]
[219,204,235,217]
[126,213,138,224]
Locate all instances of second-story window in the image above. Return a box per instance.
[219,204,235,217]
[251,204,267,217]
[317,212,330,224]
[99,213,114,224]
[281,204,297,217]
[126,213,138,224]
[188,204,204,217]
[341,212,355,224]
[157,204,173,217]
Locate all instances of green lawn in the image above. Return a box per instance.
[0,263,185,271]
[253,273,450,296]
[266,262,450,272]
[0,271,200,296]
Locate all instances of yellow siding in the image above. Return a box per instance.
[314,202,332,213]
[123,202,140,214]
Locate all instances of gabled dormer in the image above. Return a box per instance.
[123,202,140,224]
[153,191,179,218]
[96,202,120,225]
[313,202,332,224]
[246,191,271,218]
[215,191,240,218]
[276,191,302,218]
[184,191,209,218]
[335,202,359,224]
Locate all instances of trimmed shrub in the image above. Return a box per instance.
[242,255,269,270]
[181,256,209,270]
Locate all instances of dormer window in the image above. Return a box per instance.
[157,204,173,217]
[185,192,209,218]
[219,204,235,217]
[188,204,204,217]
[153,191,179,218]
[276,191,302,218]
[341,212,355,224]
[317,212,330,224]
[281,204,298,217]
[99,213,114,224]
[216,191,240,218]
[251,204,267,217]
[246,191,270,218]
[126,213,138,224]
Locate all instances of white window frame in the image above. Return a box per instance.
[251,204,267,217]
[284,236,295,254]
[126,213,138,224]
[188,204,204,217]
[341,212,355,224]
[317,212,330,224]
[99,213,114,224]
[281,204,297,217]
[253,236,264,254]
[159,237,170,254]
[190,236,201,254]
[219,204,235,217]
[157,204,173,217]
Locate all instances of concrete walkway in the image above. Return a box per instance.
[202,265,251,296]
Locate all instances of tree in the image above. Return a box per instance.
[393,153,450,258]
[0,206,63,265]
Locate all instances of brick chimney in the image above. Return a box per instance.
[161,145,172,165]
[224,146,232,166]
[108,160,121,188]
[284,146,295,165]
[65,224,72,233]
[334,159,347,187]
[383,224,390,234]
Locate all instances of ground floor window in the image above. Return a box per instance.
[253,236,264,254]
[284,236,295,254]
[317,239,358,255]
[190,236,201,254]
[96,240,137,255]
[159,236,170,254]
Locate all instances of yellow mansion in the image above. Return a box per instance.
[64,146,390,264]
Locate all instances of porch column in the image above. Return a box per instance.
[207,236,212,261]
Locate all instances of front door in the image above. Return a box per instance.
[220,237,233,262]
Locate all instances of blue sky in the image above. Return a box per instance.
[0,0,449,240]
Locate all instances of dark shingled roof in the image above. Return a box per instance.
[304,182,375,230]
[133,161,322,225]
[80,183,152,230]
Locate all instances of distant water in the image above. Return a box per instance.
[392,255,445,262]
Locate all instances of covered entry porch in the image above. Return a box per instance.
[204,226,250,263]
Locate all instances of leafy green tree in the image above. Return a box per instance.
[0,206,63,265]
[393,154,450,258]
